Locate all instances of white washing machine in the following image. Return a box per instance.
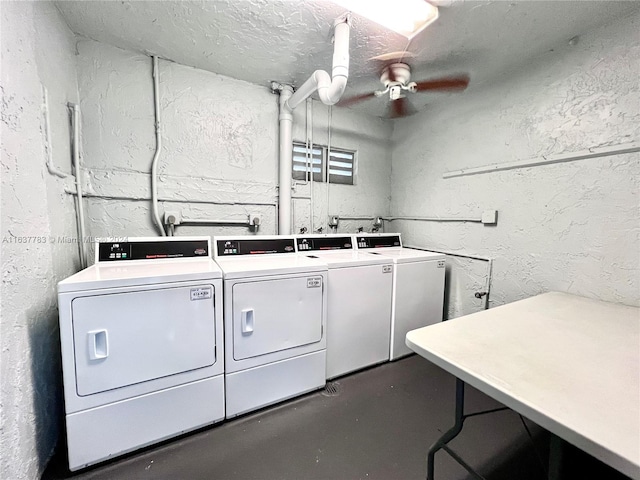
[355,233,446,360]
[296,235,393,379]
[57,237,224,471]
[213,236,328,418]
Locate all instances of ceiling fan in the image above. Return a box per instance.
[339,60,470,118]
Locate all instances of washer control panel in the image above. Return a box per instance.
[97,238,209,262]
[296,236,352,252]
[216,238,296,256]
[356,235,402,249]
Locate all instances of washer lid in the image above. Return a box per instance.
[364,247,445,264]
[215,254,327,279]
[304,251,390,268]
[58,259,223,293]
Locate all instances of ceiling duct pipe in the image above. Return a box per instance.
[286,14,352,110]
[275,13,352,235]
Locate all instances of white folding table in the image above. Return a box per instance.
[406,292,640,480]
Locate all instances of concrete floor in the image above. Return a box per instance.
[43,355,630,480]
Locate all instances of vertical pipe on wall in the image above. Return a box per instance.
[325,105,333,231]
[150,56,166,236]
[42,86,68,178]
[276,14,350,234]
[278,85,294,234]
[69,103,87,268]
[483,259,493,310]
[309,99,315,233]
[305,98,312,232]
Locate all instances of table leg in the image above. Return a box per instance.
[426,378,562,480]
[548,434,563,480]
[427,379,489,480]
[427,378,511,480]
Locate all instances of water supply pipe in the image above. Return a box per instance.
[325,105,333,230]
[278,85,294,234]
[150,56,166,236]
[309,99,315,232]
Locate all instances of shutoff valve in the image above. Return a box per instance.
[248,214,261,230]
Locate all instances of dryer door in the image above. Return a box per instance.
[72,284,216,396]
[232,275,323,360]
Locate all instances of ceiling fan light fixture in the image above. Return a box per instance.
[333,0,439,39]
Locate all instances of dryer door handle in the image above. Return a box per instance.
[241,309,254,334]
[88,329,109,360]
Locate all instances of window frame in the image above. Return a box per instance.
[291,141,356,186]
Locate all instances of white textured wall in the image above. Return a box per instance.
[390,10,640,318]
[76,38,392,246]
[1,2,80,479]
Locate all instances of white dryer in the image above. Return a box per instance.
[57,237,224,471]
[296,235,393,379]
[213,236,328,418]
[355,233,446,360]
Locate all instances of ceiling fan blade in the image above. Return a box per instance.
[389,97,417,119]
[338,91,377,107]
[370,51,416,63]
[413,75,470,92]
[391,97,405,118]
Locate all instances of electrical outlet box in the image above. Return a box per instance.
[164,210,181,225]
[481,210,498,225]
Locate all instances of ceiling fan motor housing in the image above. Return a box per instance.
[381,63,412,86]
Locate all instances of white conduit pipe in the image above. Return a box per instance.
[42,86,67,178]
[69,103,88,268]
[278,86,294,234]
[338,216,378,220]
[384,216,483,223]
[64,189,276,207]
[150,56,166,236]
[180,218,251,226]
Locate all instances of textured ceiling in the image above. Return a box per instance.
[56,0,639,118]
